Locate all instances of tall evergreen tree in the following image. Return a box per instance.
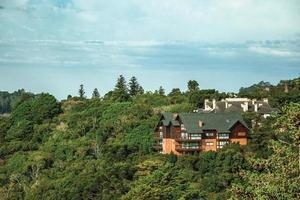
[79,84,85,98]
[92,88,100,98]
[113,75,130,102]
[158,86,165,96]
[138,86,144,95]
[128,77,144,96]
[128,76,140,97]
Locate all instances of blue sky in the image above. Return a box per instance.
[0,0,300,99]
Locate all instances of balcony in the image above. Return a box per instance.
[175,145,202,152]
[175,137,202,142]
[217,133,230,140]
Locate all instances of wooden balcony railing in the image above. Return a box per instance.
[175,137,202,142]
[175,145,202,152]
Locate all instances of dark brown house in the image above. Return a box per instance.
[154,112,249,155]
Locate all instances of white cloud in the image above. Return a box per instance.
[0,0,29,8]
[248,46,300,57]
[0,0,299,42]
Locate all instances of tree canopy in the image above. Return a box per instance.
[0,76,299,200]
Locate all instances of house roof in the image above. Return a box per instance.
[161,112,179,126]
[178,112,248,133]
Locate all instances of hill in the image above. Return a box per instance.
[0,76,299,199]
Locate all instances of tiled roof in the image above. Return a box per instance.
[178,112,248,133]
[161,112,179,126]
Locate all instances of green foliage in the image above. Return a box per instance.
[188,89,227,108]
[168,88,187,104]
[78,84,85,98]
[92,88,100,98]
[113,75,130,102]
[6,120,33,141]
[158,86,165,96]
[0,89,28,114]
[0,77,298,199]
[31,93,61,124]
[187,80,200,92]
[129,76,143,96]
[238,77,300,109]
[229,103,300,199]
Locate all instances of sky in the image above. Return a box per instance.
[0,0,300,99]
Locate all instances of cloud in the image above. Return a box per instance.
[0,0,29,8]
[0,0,300,41]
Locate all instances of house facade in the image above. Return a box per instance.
[202,98,274,118]
[154,112,249,155]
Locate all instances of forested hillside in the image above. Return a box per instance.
[0,76,299,199]
[239,77,300,108]
[0,89,32,114]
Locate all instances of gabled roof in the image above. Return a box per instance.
[178,112,248,133]
[161,112,179,126]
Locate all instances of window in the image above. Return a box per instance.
[181,124,186,130]
[205,132,214,137]
[206,142,214,146]
[218,141,229,148]
[190,133,201,139]
[182,142,199,149]
[159,131,163,138]
[181,132,188,139]
[218,133,229,139]
[237,132,246,137]
[159,140,163,145]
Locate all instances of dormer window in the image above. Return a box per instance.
[205,132,214,137]
[181,124,186,131]
[218,133,229,139]
[198,120,203,127]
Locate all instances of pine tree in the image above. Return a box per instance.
[138,85,144,95]
[79,84,85,98]
[129,76,143,96]
[158,86,165,96]
[113,75,130,102]
[92,88,100,98]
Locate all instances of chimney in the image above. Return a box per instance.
[198,120,203,127]
[284,82,289,93]
[204,99,210,110]
[225,100,228,108]
[263,98,268,103]
[173,113,178,120]
[212,99,216,109]
[254,104,258,112]
[243,101,248,112]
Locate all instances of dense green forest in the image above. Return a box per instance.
[0,89,33,114]
[0,76,299,200]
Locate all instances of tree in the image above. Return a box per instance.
[129,76,143,97]
[168,88,186,104]
[187,80,200,92]
[168,88,181,97]
[79,84,85,98]
[113,75,130,102]
[31,93,61,124]
[158,86,165,96]
[92,88,100,98]
[229,103,300,199]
